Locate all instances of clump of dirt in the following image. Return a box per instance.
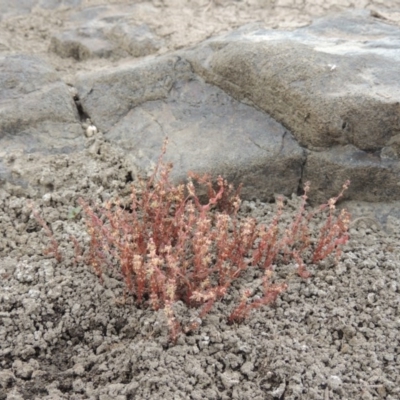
[1,133,399,399]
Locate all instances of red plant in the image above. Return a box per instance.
[28,202,62,263]
[311,182,351,263]
[78,138,351,342]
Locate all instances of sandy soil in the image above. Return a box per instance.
[1,1,400,399]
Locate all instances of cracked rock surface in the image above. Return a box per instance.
[1,3,400,204]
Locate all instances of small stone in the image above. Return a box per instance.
[12,359,34,380]
[73,363,85,376]
[240,361,255,378]
[328,375,342,391]
[271,382,286,398]
[0,370,15,389]
[383,353,394,362]
[367,293,376,304]
[71,303,81,315]
[220,371,240,389]
[72,378,85,393]
[42,193,52,203]
[85,124,98,137]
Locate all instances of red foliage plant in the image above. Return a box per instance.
[78,139,351,342]
[28,202,62,263]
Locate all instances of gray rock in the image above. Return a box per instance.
[106,23,163,58]
[49,26,115,61]
[219,371,241,389]
[304,145,400,204]
[75,55,305,201]
[75,55,193,131]
[327,375,343,391]
[0,55,82,153]
[182,10,400,203]
[183,10,400,152]
[1,10,400,205]
[49,6,163,60]
[0,54,83,185]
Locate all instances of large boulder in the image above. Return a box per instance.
[181,10,400,203]
[0,54,82,184]
[183,10,400,152]
[75,55,305,200]
[49,5,163,60]
[2,10,400,205]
